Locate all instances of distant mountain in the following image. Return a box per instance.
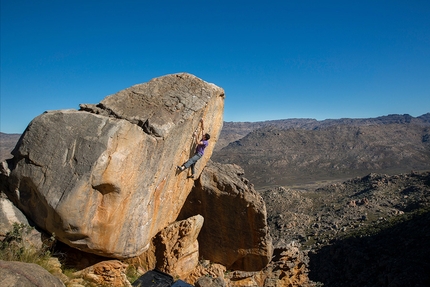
[0,132,21,162]
[216,113,430,151]
[213,114,430,188]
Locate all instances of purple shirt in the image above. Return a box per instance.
[196,140,208,156]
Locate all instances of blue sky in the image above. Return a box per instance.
[1,0,429,133]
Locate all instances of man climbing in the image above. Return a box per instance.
[177,119,210,179]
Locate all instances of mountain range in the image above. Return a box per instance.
[213,113,430,189]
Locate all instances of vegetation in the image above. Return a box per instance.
[125,265,140,284]
[0,222,144,285]
[0,223,55,272]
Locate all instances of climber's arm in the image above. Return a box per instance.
[193,119,205,145]
[200,119,204,138]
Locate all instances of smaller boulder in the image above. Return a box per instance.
[0,260,65,287]
[154,215,204,279]
[72,260,131,287]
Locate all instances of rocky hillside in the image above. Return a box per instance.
[259,171,430,286]
[260,171,430,248]
[213,120,430,188]
[213,115,430,286]
[217,113,430,151]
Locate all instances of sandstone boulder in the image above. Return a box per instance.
[0,260,65,287]
[4,73,224,258]
[154,215,204,279]
[178,161,273,271]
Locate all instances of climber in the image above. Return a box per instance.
[177,119,210,179]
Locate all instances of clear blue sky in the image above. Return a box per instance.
[1,0,429,133]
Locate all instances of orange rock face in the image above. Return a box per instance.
[153,215,204,278]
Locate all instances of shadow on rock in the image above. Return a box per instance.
[308,210,430,287]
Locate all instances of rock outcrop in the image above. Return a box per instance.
[153,215,204,278]
[71,260,131,287]
[3,73,225,258]
[178,161,273,271]
[183,243,314,287]
[225,243,314,287]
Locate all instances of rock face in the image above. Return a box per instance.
[4,73,225,258]
[154,215,204,278]
[178,161,273,271]
[0,260,65,287]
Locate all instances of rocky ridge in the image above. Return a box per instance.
[213,122,430,188]
[217,113,430,151]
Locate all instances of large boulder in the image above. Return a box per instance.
[177,161,273,271]
[4,73,224,258]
